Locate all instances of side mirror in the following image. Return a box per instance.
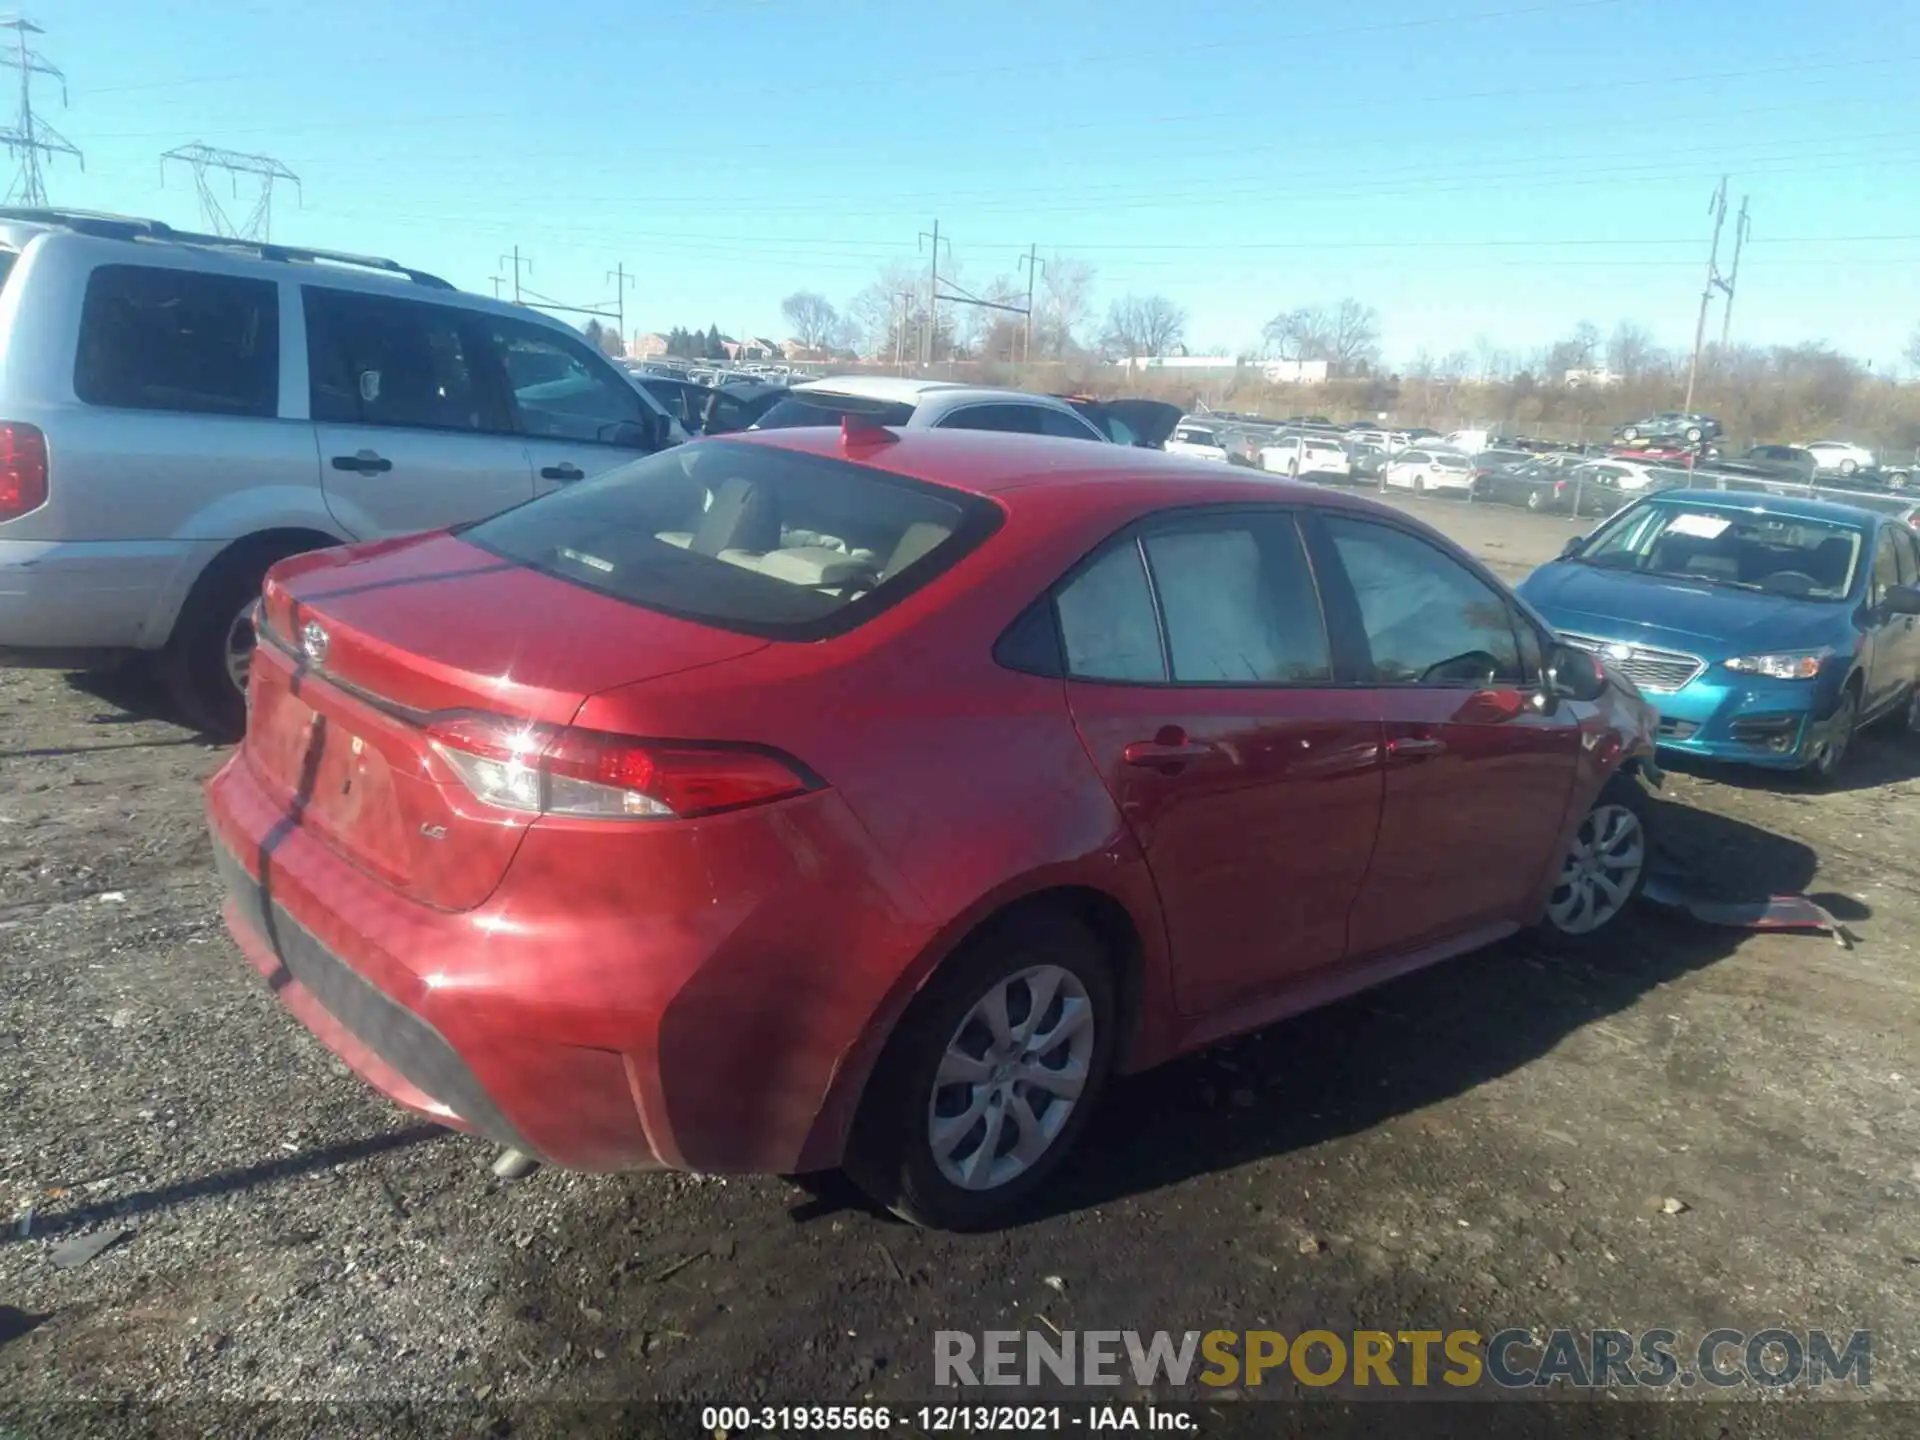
[1542,643,1609,704]
[1559,534,1587,559]
[1885,584,1920,617]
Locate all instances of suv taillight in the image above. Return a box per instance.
[0,423,48,521]
[425,712,817,820]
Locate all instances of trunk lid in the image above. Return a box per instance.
[244,532,769,910]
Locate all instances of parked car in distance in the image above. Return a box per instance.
[1163,421,1235,463]
[1519,489,1920,781]
[1738,445,1820,485]
[208,427,1658,1230]
[754,377,1108,442]
[1383,449,1477,494]
[1613,412,1721,446]
[1803,440,1876,478]
[1476,458,1619,516]
[1259,432,1352,480]
[0,208,677,739]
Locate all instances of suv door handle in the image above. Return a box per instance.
[540,463,585,482]
[1387,735,1448,759]
[331,451,392,475]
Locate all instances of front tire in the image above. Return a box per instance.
[1536,773,1651,948]
[1839,459,1859,477]
[1684,426,1703,443]
[844,909,1118,1231]
[1621,427,1640,442]
[1802,685,1858,784]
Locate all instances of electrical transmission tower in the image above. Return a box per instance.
[161,143,301,241]
[0,17,82,207]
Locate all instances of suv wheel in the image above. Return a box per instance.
[844,909,1117,1231]
[1621,426,1640,442]
[1684,425,1703,443]
[162,543,310,740]
[1839,459,1859,477]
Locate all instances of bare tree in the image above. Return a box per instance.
[1100,295,1186,360]
[780,291,841,352]
[1906,323,1920,375]
[958,273,1025,360]
[1262,298,1379,373]
[1606,321,1661,380]
[848,265,931,362]
[1035,255,1095,358]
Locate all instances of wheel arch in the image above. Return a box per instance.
[161,526,346,643]
[794,873,1163,1174]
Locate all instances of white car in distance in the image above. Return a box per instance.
[1164,422,1234,463]
[1259,433,1351,480]
[1383,448,1476,494]
[1803,440,1876,477]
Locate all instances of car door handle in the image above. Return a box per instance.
[540,463,585,482]
[1123,739,1217,766]
[1387,735,1448,760]
[330,451,392,475]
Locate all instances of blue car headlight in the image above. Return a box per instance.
[1723,648,1832,680]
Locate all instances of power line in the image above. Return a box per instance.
[0,17,80,207]
[160,142,300,241]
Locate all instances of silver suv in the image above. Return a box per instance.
[0,209,676,735]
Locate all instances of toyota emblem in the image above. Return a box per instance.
[301,620,330,666]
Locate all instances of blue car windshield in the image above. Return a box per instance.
[1576,501,1864,600]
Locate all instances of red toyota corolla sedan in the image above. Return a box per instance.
[206,424,1657,1230]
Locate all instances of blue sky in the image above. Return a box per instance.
[30,0,1920,367]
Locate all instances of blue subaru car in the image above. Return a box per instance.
[1517,489,1920,780]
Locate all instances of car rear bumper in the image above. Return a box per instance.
[206,743,935,1174]
[0,538,216,653]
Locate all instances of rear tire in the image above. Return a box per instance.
[161,543,310,740]
[1621,427,1640,442]
[843,909,1118,1231]
[1839,459,1859,477]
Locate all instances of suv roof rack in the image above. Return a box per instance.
[0,207,456,290]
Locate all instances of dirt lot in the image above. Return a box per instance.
[3,493,1919,1422]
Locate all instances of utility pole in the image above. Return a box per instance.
[1718,195,1752,352]
[490,275,506,299]
[0,18,80,207]
[161,143,300,241]
[918,220,948,366]
[1018,246,1045,365]
[499,247,531,305]
[606,262,634,352]
[1683,175,1732,414]
[892,289,914,375]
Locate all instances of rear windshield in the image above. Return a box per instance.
[460,439,998,640]
[754,393,917,430]
[1174,427,1216,444]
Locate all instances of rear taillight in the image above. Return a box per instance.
[0,423,48,521]
[425,713,816,821]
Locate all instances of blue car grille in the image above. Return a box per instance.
[1559,632,1706,693]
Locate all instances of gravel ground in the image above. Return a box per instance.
[3,495,1919,1423]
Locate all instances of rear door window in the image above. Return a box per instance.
[76,264,279,418]
[1037,407,1104,441]
[460,438,998,640]
[304,287,498,433]
[1056,512,1332,685]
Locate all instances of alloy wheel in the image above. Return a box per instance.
[1547,802,1646,936]
[926,964,1095,1192]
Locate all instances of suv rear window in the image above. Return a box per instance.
[74,264,279,418]
[461,439,999,640]
[754,393,916,430]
